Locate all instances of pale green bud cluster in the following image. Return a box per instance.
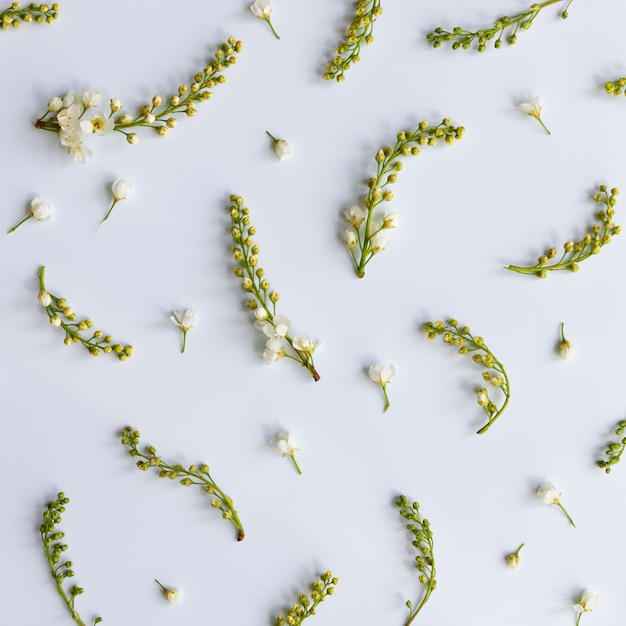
[423,319,511,434]
[40,492,104,626]
[120,426,245,541]
[597,420,626,474]
[427,0,572,52]
[505,186,620,278]
[346,120,464,278]
[228,195,320,381]
[323,0,382,82]
[0,2,59,30]
[37,266,132,360]
[274,571,339,626]
[396,496,436,624]
[605,77,626,97]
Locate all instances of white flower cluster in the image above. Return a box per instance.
[253,311,315,364]
[343,204,399,256]
[47,88,112,163]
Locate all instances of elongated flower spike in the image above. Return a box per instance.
[37,266,133,360]
[1,3,59,31]
[228,195,320,381]
[273,571,338,626]
[121,426,245,541]
[323,0,382,82]
[423,319,510,434]
[35,37,242,162]
[396,496,436,626]
[505,186,620,277]
[343,119,464,278]
[427,0,573,52]
[40,492,103,626]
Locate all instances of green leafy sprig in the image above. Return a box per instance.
[323,0,382,82]
[35,37,242,160]
[274,571,338,626]
[120,426,245,541]
[396,496,436,626]
[505,186,620,277]
[1,2,59,30]
[228,195,320,381]
[426,0,572,52]
[343,120,464,278]
[423,319,510,434]
[38,266,132,360]
[40,492,103,626]
[597,420,626,474]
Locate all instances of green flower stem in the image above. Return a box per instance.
[35,37,242,140]
[273,572,338,626]
[6,213,31,233]
[396,496,436,626]
[349,120,463,278]
[290,454,303,475]
[324,0,382,82]
[535,115,552,135]
[121,426,245,541]
[38,266,132,360]
[40,493,103,626]
[423,319,511,434]
[265,17,280,39]
[97,199,118,229]
[180,328,188,353]
[426,0,571,52]
[229,195,320,381]
[382,385,391,412]
[505,186,620,277]
[557,502,575,527]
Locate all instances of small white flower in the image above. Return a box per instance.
[273,432,302,474]
[368,363,395,412]
[254,307,268,321]
[48,97,63,112]
[266,131,291,159]
[517,95,551,135]
[250,0,272,19]
[62,91,77,107]
[81,88,102,109]
[506,544,524,570]
[111,179,132,202]
[382,211,399,229]
[263,337,284,363]
[250,0,280,38]
[559,323,574,360]
[50,316,61,327]
[57,103,82,133]
[370,231,389,254]
[67,142,93,164]
[155,580,181,605]
[38,290,52,307]
[536,481,575,527]
[80,112,114,136]
[30,197,51,221]
[270,314,290,338]
[110,97,122,111]
[476,387,489,407]
[344,229,357,249]
[170,309,197,353]
[573,589,599,615]
[292,335,315,355]
[343,205,366,227]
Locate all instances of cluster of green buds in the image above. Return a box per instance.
[505,186,620,278]
[1,2,59,30]
[597,420,626,474]
[40,492,103,626]
[426,0,572,52]
[274,571,338,626]
[396,496,436,626]
[605,78,626,97]
[37,266,132,360]
[228,195,320,381]
[34,37,242,160]
[323,0,382,82]
[344,120,464,278]
[423,319,511,434]
[120,426,245,541]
